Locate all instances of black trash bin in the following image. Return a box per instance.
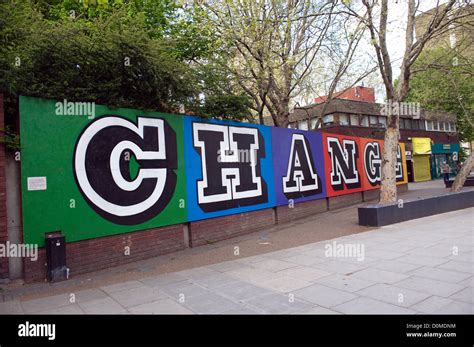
[45,232,69,282]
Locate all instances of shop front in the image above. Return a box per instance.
[431,143,460,180]
[412,137,432,182]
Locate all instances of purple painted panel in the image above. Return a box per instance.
[271,127,327,206]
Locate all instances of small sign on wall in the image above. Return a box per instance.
[27,177,47,191]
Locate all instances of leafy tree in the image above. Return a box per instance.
[407,46,474,192]
[0,0,249,123]
[407,47,473,144]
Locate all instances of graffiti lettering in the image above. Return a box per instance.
[192,123,267,212]
[283,134,321,198]
[364,142,382,186]
[327,137,360,190]
[74,116,177,224]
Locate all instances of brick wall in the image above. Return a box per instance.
[362,189,379,202]
[189,209,275,247]
[23,224,185,283]
[276,199,327,224]
[0,94,8,279]
[327,192,364,210]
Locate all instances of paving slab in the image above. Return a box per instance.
[243,293,314,314]
[356,283,431,308]
[292,284,357,308]
[181,293,243,314]
[100,280,144,294]
[438,260,473,274]
[71,288,109,304]
[127,298,194,314]
[257,275,313,293]
[38,304,84,315]
[333,297,416,314]
[251,259,299,272]
[448,287,473,304]
[315,274,376,293]
[21,294,71,314]
[78,297,127,314]
[312,260,369,275]
[410,296,454,314]
[108,285,168,308]
[275,266,332,282]
[397,254,450,267]
[187,272,240,289]
[351,268,409,284]
[371,260,422,274]
[139,272,188,287]
[394,276,466,298]
[408,266,471,283]
[213,282,273,302]
[159,280,210,300]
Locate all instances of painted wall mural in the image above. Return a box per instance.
[360,137,384,191]
[271,127,326,205]
[183,116,275,221]
[322,133,364,197]
[20,96,408,246]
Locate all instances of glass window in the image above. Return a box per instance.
[298,120,308,130]
[404,119,412,129]
[339,114,349,126]
[310,118,318,129]
[323,114,334,125]
[400,118,406,129]
[360,115,369,127]
[444,122,450,131]
[439,122,445,131]
[426,120,433,130]
[412,119,419,130]
[369,116,378,126]
[418,119,426,130]
[433,121,439,131]
[379,116,387,128]
[451,122,456,131]
[350,114,359,126]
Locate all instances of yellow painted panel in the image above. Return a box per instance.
[412,137,432,155]
[413,154,431,182]
[396,142,408,185]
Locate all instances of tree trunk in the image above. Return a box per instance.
[275,101,290,128]
[450,152,474,192]
[379,125,399,203]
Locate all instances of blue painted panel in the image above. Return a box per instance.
[184,116,276,221]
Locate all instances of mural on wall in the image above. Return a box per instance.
[184,117,275,221]
[271,127,326,205]
[359,139,408,190]
[74,116,178,225]
[20,96,187,246]
[360,138,383,191]
[396,143,408,185]
[323,133,363,196]
[20,96,409,247]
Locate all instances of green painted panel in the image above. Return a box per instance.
[20,96,187,247]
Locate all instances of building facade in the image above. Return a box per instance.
[265,90,460,182]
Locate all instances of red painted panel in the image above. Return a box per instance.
[323,133,364,197]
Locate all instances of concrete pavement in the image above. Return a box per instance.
[1,207,472,314]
